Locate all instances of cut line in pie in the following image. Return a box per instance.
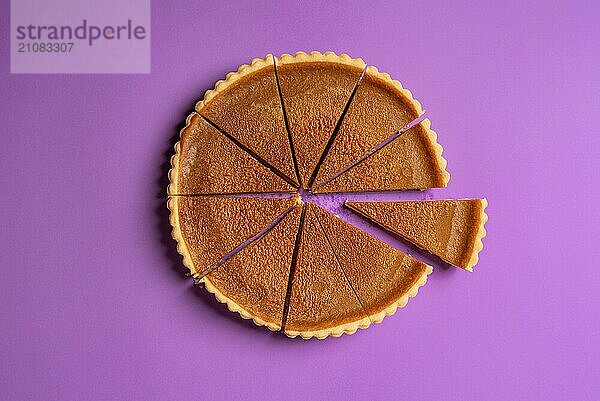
[283,203,372,339]
[168,113,295,195]
[275,52,366,187]
[167,51,488,339]
[168,195,298,277]
[195,55,299,187]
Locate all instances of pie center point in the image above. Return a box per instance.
[296,188,315,204]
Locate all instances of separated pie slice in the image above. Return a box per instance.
[284,203,370,339]
[169,113,294,195]
[312,66,423,188]
[275,52,366,186]
[314,119,449,193]
[168,195,298,276]
[204,204,302,331]
[196,55,298,186]
[311,204,432,323]
[346,199,488,271]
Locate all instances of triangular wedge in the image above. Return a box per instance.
[312,66,424,188]
[311,204,432,323]
[314,119,449,193]
[204,204,302,331]
[275,51,366,186]
[169,113,294,195]
[168,195,298,276]
[195,55,298,186]
[284,203,370,339]
[346,199,488,271]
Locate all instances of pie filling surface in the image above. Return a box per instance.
[168,51,488,339]
[196,56,298,186]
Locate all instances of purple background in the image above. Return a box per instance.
[1,1,599,400]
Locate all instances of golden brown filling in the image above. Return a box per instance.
[200,63,298,185]
[207,205,301,328]
[285,204,368,333]
[315,122,448,193]
[177,196,296,274]
[311,204,429,317]
[176,114,293,194]
[313,68,422,188]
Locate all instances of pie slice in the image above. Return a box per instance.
[195,55,298,186]
[284,203,370,339]
[275,51,366,186]
[311,204,432,322]
[167,195,298,276]
[345,199,488,271]
[169,113,294,195]
[312,66,424,188]
[203,204,302,331]
[314,119,450,193]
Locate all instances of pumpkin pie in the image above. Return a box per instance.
[345,199,488,271]
[167,52,487,339]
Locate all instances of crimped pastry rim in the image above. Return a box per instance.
[420,118,451,188]
[284,264,433,339]
[275,50,366,70]
[465,198,488,272]
[167,112,197,196]
[195,54,276,113]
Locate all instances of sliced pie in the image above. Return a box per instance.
[167,53,488,339]
[345,199,488,271]
[311,204,432,323]
[314,119,450,193]
[284,203,370,339]
[195,55,298,186]
[167,195,298,276]
[312,66,424,188]
[275,51,366,186]
[168,113,294,195]
[203,204,302,331]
